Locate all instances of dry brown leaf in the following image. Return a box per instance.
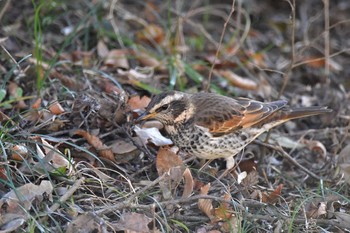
[133,51,161,67]
[49,101,65,115]
[104,49,129,69]
[8,81,27,109]
[302,56,343,71]
[0,181,53,229]
[338,144,350,184]
[300,139,327,159]
[66,213,107,233]
[218,70,258,91]
[74,129,115,161]
[156,147,183,176]
[11,144,29,161]
[31,98,42,109]
[115,212,152,232]
[71,51,93,67]
[136,24,164,45]
[198,183,214,219]
[214,193,240,233]
[182,168,194,198]
[41,138,70,169]
[0,166,9,181]
[262,184,283,204]
[241,170,259,189]
[97,40,109,58]
[246,51,266,67]
[334,212,350,228]
[128,95,151,111]
[110,139,141,163]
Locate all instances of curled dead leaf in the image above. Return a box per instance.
[182,168,194,198]
[104,49,129,69]
[136,24,164,45]
[11,144,29,161]
[31,98,42,109]
[300,139,327,159]
[49,101,65,115]
[134,125,173,146]
[218,70,258,91]
[198,183,214,219]
[262,184,283,204]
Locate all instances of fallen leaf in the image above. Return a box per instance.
[41,138,70,169]
[262,184,283,204]
[0,181,53,229]
[302,56,343,71]
[133,50,161,68]
[31,98,42,109]
[136,24,164,45]
[182,168,194,198]
[8,81,27,109]
[300,139,327,159]
[66,213,107,233]
[74,129,115,161]
[128,95,151,111]
[334,212,350,228]
[236,171,247,184]
[198,183,214,220]
[115,212,152,232]
[104,49,129,69]
[156,147,183,176]
[11,144,29,161]
[110,139,141,163]
[241,170,259,189]
[134,125,173,146]
[48,101,65,115]
[337,144,350,185]
[97,40,109,58]
[218,70,258,91]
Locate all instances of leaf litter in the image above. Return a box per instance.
[0,0,349,232]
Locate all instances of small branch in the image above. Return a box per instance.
[49,177,85,212]
[323,0,330,83]
[206,0,236,92]
[278,0,296,98]
[255,141,330,182]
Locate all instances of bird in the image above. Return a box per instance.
[137,91,332,170]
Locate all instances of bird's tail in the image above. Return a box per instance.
[280,106,332,121]
[254,106,332,128]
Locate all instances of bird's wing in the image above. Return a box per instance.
[192,93,287,136]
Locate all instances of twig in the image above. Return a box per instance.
[49,177,85,212]
[323,0,330,83]
[278,0,296,98]
[255,141,330,182]
[0,0,11,22]
[206,0,236,92]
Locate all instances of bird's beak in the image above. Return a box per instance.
[136,111,157,122]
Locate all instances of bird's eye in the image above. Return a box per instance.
[157,104,169,112]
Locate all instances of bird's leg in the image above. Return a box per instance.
[216,156,236,180]
[226,156,236,170]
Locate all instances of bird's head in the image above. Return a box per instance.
[138,91,194,125]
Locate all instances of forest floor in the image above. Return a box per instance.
[0,0,350,232]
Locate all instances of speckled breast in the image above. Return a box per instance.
[168,124,256,160]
